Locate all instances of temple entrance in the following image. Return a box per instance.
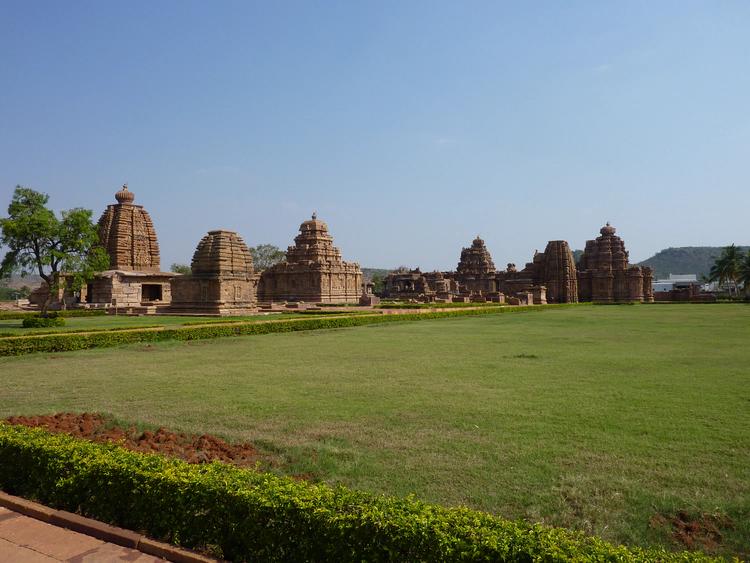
[141,284,163,302]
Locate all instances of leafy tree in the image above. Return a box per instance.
[170,263,191,275]
[0,186,109,315]
[708,244,743,298]
[249,244,286,270]
[371,273,385,294]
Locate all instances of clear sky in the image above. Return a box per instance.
[1,1,748,271]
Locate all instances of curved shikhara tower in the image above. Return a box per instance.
[78,185,173,308]
[97,184,160,271]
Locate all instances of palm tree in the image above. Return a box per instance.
[709,244,743,298]
[737,249,750,298]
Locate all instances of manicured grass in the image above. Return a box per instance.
[1,304,748,558]
[0,313,289,335]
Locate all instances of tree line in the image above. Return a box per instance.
[708,244,750,298]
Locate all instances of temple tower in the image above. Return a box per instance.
[578,223,653,303]
[454,236,497,294]
[258,214,362,303]
[540,240,579,303]
[97,185,160,272]
[169,230,257,315]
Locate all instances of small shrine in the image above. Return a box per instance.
[169,230,258,315]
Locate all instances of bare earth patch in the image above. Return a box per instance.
[649,509,734,552]
[2,412,266,469]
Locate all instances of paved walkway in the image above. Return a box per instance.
[0,506,163,562]
[0,493,222,563]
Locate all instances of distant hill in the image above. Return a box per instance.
[361,268,395,281]
[1,274,43,289]
[636,247,748,281]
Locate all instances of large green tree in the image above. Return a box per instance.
[708,244,743,298]
[249,244,286,271]
[0,186,109,315]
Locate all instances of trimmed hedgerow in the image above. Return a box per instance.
[22,315,66,328]
[0,309,107,320]
[0,325,163,339]
[0,423,721,563]
[0,305,583,358]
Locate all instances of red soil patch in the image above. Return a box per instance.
[649,509,734,551]
[2,412,265,469]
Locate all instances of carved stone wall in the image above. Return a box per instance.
[257,215,362,303]
[170,230,257,315]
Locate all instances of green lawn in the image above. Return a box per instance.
[1,304,748,558]
[0,313,289,334]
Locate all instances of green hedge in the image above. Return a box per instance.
[0,309,107,320]
[0,325,163,339]
[0,423,720,563]
[22,315,66,328]
[0,305,574,358]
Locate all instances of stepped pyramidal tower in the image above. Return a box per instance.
[169,230,258,315]
[258,214,362,303]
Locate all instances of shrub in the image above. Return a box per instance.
[22,315,66,328]
[0,423,721,563]
[0,309,106,320]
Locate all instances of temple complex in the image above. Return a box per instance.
[82,185,174,309]
[169,230,258,315]
[257,214,362,303]
[27,182,652,312]
[577,223,653,303]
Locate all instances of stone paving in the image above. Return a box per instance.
[0,493,223,563]
[0,506,163,562]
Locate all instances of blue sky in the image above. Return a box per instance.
[1,1,748,271]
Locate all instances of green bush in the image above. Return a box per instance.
[22,315,66,328]
[0,309,107,320]
[0,423,720,563]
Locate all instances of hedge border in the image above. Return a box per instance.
[0,304,580,358]
[0,423,721,563]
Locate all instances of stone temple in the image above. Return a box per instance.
[82,185,174,309]
[578,223,653,303]
[453,237,497,295]
[257,214,362,303]
[169,230,258,315]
